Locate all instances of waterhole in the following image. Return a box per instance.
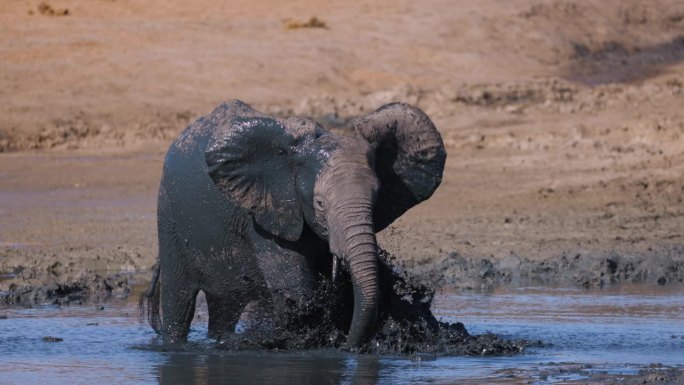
[0,284,682,384]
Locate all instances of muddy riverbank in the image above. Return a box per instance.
[2,0,684,300]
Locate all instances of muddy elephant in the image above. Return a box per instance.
[141,100,446,347]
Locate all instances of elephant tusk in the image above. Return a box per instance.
[332,254,341,283]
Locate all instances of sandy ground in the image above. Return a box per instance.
[1,0,684,299]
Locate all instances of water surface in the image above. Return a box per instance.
[1,284,682,384]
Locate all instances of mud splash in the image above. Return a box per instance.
[208,251,534,355]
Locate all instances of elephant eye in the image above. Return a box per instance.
[277,148,286,155]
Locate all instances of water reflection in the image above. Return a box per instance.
[157,352,379,385]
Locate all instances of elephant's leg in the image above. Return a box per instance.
[205,293,246,340]
[160,263,199,343]
[257,249,316,305]
[253,248,320,332]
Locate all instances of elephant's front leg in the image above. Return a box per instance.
[206,293,248,340]
[252,240,318,327]
[257,249,316,307]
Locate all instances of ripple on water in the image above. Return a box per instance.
[0,285,683,384]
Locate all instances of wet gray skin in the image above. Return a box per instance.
[141,100,446,347]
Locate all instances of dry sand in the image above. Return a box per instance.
[1,0,684,299]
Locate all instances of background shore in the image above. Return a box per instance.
[1,0,683,302]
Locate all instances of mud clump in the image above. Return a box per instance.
[35,2,69,16]
[42,336,64,343]
[285,17,328,30]
[216,251,534,356]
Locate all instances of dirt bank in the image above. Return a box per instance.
[1,1,684,305]
[2,75,684,304]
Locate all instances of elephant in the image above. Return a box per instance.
[141,99,446,348]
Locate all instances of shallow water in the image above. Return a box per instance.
[0,285,682,384]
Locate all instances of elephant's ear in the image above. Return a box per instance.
[354,103,446,232]
[205,100,316,241]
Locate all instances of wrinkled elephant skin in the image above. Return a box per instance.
[141,100,446,348]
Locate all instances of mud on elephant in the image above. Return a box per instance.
[140,100,446,348]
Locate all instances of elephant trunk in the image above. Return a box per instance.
[326,196,380,348]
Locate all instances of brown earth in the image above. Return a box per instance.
[1,0,684,302]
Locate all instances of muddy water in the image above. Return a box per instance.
[0,285,682,384]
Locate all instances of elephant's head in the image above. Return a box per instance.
[204,100,446,347]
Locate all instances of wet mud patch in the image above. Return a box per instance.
[502,363,684,385]
[0,270,132,307]
[565,37,684,85]
[584,365,684,385]
[211,251,536,356]
[410,248,684,290]
[0,246,148,307]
